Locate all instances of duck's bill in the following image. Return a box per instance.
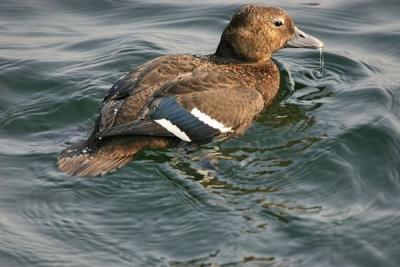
[285,26,324,49]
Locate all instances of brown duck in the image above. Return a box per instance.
[58,5,324,176]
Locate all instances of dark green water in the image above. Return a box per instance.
[1,0,400,266]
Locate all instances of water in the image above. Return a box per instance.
[1,0,400,266]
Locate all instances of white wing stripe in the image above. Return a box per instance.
[191,108,232,133]
[154,119,191,142]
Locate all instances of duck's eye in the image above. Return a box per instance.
[274,20,284,27]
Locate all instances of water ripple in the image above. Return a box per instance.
[0,0,400,266]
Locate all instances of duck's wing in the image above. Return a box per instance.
[96,55,201,133]
[97,75,138,132]
[96,71,265,143]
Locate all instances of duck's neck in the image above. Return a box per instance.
[215,39,240,60]
[215,39,272,64]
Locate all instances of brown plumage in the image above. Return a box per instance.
[58,5,324,176]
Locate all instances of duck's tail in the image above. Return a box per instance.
[58,136,169,176]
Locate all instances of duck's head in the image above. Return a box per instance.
[216,5,324,62]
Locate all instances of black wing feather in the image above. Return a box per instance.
[95,96,221,143]
[96,120,174,138]
[103,75,138,102]
[96,76,139,132]
[149,96,220,143]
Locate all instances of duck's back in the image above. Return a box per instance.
[98,55,205,131]
[58,54,280,176]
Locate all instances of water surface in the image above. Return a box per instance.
[1,0,400,266]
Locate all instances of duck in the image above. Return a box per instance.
[58,5,324,176]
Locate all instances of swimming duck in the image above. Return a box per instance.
[58,5,324,176]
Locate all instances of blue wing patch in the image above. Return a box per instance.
[148,96,220,143]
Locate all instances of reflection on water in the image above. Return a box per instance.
[0,0,400,266]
